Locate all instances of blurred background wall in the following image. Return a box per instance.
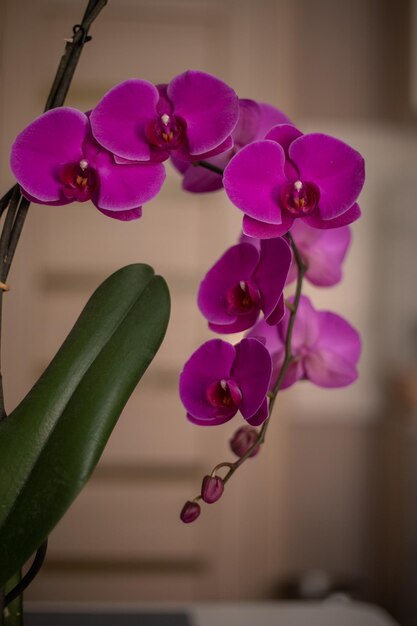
[0,0,417,622]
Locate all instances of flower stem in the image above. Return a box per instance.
[196,161,224,176]
[218,233,307,486]
[1,572,23,626]
[3,540,48,610]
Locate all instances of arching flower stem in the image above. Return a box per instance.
[193,233,307,492]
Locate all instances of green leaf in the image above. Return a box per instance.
[0,264,170,585]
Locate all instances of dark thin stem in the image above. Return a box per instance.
[0,188,15,220]
[195,161,224,176]
[4,540,48,608]
[0,186,23,424]
[219,234,307,486]
[44,0,107,111]
[0,0,108,257]
[1,198,30,284]
[0,0,107,414]
[0,187,21,271]
[0,0,107,611]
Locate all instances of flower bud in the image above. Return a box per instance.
[201,475,224,504]
[230,426,260,458]
[180,500,201,523]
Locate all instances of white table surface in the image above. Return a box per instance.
[193,602,399,626]
[27,600,400,626]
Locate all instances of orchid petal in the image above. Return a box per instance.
[168,70,238,155]
[224,141,287,224]
[315,311,361,364]
[265,294,285,325]
[180,164,225,193]
[265,124,303,155]
[97,207,143,221]
[208,310,259,334]
[303,203,361,229]
[179,339,237,421]
[288,221,351,287]
[254,237,292,317]
[20,189,72,206]
[94,149,165,210]
[305,351,358,388]
[232,338,272,419]
[233,99,263,147]
[198,243,260,324]
[245,397,269,426]
[256,104,293,139]
[11,108,88,202]
[90,80,159,161]
[186,412,234,426]
[192,136,233,160]
[279,296,320,351]
[289,134,365,220]
[247,318,281,356]
[243,214,294,238]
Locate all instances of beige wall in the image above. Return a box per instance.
[0,0,416,613]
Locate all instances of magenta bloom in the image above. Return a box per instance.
[10,107,165,220]
[172,98,291,193]
[179,338,272,427]
[223,124,364,238]
[198,237,291,333]
[90,70,238,164]
[248,296,361,389]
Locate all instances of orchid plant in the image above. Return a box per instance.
[0,0,364,621]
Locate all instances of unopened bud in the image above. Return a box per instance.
[180,500,201,523]
[230,426,260,458]
[201,475,224,504]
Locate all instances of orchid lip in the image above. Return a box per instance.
[206,378,242,410]
[59,161,98,203]
[145,114,186,151]
[280,179,320,217]
[226,280,262,316]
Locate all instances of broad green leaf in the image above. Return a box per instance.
[0,264,170,585]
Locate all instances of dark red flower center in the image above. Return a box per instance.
[206,379,242,410]
[59,160,98,202]
[146,114,186,150]
[226,280,261,315]
[280,179,319,216]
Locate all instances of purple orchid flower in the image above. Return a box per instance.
[90,70,239,164]
[248,295,361,389]
[179,338,272,427]
[286,221,351,287]
[223,124,364,238]
[172,98,292,193]
[198,237,291,333]
[10,107,165,220]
